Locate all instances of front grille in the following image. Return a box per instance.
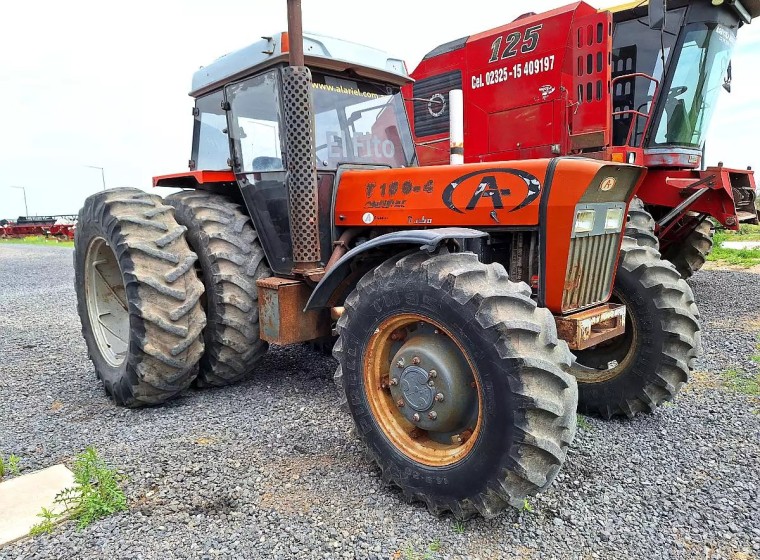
[562,233,620,311]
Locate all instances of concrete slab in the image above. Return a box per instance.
[0,464,75,546]
[722,241,760,250]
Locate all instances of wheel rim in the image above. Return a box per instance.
[85,237,129,367]
[572,289,638,383]
[363,313,482,467]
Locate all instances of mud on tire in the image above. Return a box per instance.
[333,251,578,519]
[74,188,206,407]
[572,237,701,418]
[167,191,271,387]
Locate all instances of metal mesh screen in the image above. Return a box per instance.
[281,66,321,264]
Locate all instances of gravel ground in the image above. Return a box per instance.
[1,243,758,560]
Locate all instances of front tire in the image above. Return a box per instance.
[571,237,701,418]
[662,218,714,278]
[74,188,206,407]
[333,251,577,519]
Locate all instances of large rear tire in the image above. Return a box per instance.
[74,188,206,407]
[662,218,714,279]
[571,237,701,418]
[333,251,577,519]
[166,191,271,388]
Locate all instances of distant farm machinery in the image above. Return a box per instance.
[0,215,78,240]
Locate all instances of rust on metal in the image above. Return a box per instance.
[257,277,330,345]
[555,303,626,350]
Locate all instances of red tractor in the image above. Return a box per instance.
[406,0,759,277]
[73,0,699,518]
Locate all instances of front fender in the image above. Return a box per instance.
[304,228,488,310]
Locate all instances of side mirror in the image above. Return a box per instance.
[649,0,666,30]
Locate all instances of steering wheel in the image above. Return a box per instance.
[669,86,688,97]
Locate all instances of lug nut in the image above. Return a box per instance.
[435,393,445,403]
[390,378,399,386]
[412,356,421,365]
[428,381,435,387]
[428,411,437,420]
[428,369,437,379]
[412,413,420,422]
[397,399,405,408]
[396,358,404,368]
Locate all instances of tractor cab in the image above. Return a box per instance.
[156,32,416,275]
[610,0,758,167]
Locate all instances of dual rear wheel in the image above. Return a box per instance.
[75,188,269,406]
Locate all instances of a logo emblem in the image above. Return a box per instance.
[362,212,375,224]
[539,85,556,100]
[600,177,617,192]
[442,168,542,214]
[428,93,446,117]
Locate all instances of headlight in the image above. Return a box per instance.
[574,209,596,234]
[605,208,625,231]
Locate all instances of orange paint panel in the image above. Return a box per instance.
[335,161,552,228]
[152,170,236,188]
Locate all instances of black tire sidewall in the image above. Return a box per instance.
[575,265,665,405]
[74,214,133,391]
[341,278,520,501]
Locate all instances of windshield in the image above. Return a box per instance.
[651,23,735,148]
[311,74,415,168]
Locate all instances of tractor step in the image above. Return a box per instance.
[555,304,626,351]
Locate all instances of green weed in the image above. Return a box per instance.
[28,508,57,536]
[721,367,760,396]
[400,542,439,560]
[452,520,466,534]
[28,446,127,536]
[0,454,21,479]
[521,498,534,513]
[576,414,591,430]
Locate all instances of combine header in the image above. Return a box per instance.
[407,0,760,277]
[0,215,77,240]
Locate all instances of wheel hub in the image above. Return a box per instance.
[399,366,434,411]
[389,332,477,438]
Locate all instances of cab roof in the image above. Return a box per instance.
[190,32,411,98]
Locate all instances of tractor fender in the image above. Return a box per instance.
[305,228,488,311]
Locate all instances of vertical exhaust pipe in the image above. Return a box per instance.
[449,89,464,165]
[282,0,322,273]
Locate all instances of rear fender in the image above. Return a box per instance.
[304,228,488,310]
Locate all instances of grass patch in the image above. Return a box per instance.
[29,447,127,536]
[721,367,760,396]
[709,225,760,267]
[0,236,73,248]
[397,540,441,560]
[576,414,591,430]
[0,454,21,479]
[452,520,466,534]
[521,497,534,513]
[751,337,760,364]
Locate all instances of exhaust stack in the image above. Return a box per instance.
[282,0,322,273]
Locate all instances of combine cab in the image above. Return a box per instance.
[407,0,760,277]
[72,0,700,518]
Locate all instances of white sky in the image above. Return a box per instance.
[1,0,758,218]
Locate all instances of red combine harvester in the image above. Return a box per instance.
[0,215,77,240]
[406,0,760,277]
